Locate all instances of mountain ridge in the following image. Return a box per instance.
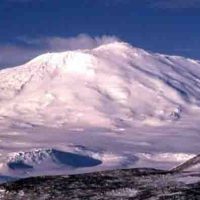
[0,42,200,128]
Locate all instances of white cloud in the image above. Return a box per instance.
[45,34,119,51]
[18,34,119,51]
[0,45,43,68]
[0,34,119,68]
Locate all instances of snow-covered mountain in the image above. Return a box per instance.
[1,42,200,182]
[1,42,200,128]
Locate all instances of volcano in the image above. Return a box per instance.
[0,42,200,181]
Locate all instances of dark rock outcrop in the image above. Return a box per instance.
[171,154,200,173]
[0,168,200,200]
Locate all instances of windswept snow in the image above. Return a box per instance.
[0,42,200,181]
[1,42,200,127]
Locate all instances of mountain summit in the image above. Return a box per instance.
[1,42,200,128]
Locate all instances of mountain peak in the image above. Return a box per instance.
[28,41,145,66]
[0,42,200,128]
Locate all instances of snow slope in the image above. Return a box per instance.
[1,42,200,128]
[171,154,200,172]
[0,42,200,181]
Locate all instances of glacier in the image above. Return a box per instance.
[0,42,200,181]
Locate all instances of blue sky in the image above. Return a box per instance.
[0,0,200,67]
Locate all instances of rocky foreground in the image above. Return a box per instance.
[0,168,200,200]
